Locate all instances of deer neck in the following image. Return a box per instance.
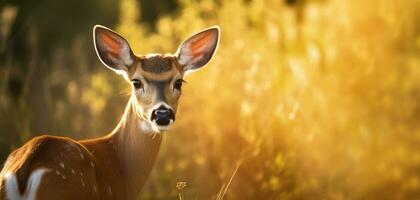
[108,95,162,195]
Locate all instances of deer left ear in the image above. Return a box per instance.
[176,26,220,73]
[93,25,135,78]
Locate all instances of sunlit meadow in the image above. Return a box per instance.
[0,0,419,199]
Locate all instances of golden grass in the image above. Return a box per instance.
[131,0,420,199]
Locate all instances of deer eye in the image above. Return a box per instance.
[131,79,143,89]
[174,79,183,90]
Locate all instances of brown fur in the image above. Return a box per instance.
[0,136,98,200]
[0,98,161,200]
[140,55,174,73]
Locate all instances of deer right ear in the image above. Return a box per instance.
[93,25,135,77]
[176,26,220,74]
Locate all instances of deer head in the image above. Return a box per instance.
[93,25,220,133]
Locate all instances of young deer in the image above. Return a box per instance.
[0,25,220,200]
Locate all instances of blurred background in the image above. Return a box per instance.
[1,0,420,199]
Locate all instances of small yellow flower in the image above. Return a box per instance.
[176,182,187,190]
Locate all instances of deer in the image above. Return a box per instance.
[0,25,220,200]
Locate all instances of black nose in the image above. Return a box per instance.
[151,106,175,126]
[155,109,171,119]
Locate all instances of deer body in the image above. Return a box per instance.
[0,25,220,200]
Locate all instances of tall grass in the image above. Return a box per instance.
[127,0,420,199]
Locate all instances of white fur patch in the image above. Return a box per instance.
[139,121,155,133]
[59,162,65,169]
[177,49,193,66]
[4,168,50,200]
[139,120,150,132]
[81,178,85,187]
[120,45,134,66]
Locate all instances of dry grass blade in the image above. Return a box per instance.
[215,183,226,200]
[216,162,241,200]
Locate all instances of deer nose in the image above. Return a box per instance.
[151,106,175,126]
[155,109,171,118]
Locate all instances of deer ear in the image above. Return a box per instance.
[176,26,220,73]
[93,25,135,77]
